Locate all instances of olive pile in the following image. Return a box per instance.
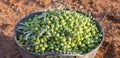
[17,10,102,55]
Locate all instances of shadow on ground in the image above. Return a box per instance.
[0,32,44,58]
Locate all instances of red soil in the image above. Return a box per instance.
[0,0,120,58]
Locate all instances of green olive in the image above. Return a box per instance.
[17,10,102,55]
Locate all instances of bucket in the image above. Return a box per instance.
[14,10,104,58]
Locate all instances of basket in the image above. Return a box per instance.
[14,0,104,58]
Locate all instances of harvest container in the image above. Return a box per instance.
[14,10,104,58]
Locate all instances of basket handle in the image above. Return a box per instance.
[41,52,82,58]
[47,0,72,10]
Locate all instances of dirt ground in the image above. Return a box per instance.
[0,0,120,58]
